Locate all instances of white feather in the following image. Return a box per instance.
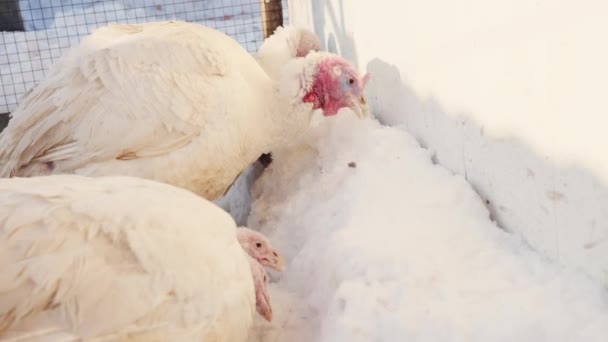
[0,175,256,341]
[279,51,326,103]
[255,25,321,81]
[255,26,301,80]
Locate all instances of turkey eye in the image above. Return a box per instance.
[348,78,354,85]
[255,242,262,248]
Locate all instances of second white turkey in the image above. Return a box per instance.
[0,175,276,341]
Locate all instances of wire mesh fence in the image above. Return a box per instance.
[0,0,288,114]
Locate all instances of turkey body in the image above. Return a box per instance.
[0,175,256,341]
[0,21,313,200]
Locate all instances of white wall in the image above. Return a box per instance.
[289,0,608,283]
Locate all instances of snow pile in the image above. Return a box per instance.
[2,0,275,113]
[246,112,608,341]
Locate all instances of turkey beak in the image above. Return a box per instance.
[270,251,285,272]
[262,250,285,272]
[349,94,369,119]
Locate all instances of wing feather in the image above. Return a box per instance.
[0,21,267,178]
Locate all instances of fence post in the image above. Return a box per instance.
[258,0,283,38]
[0,0,25,31]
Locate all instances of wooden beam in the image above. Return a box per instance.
[0,0,25,32]
[258,0,283,38]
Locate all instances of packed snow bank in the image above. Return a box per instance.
[246,113,608,341]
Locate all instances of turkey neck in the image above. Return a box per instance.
[245,82,315,156]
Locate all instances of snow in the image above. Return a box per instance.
[3,1,608,340]
[221,112,608,341]
[1,0,289,113]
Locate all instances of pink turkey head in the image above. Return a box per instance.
[237,227,285,272]
[303,55,371,118]
[249,257,272,322]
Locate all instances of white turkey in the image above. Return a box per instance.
[0,20,370,201]
[0,175,277,341]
